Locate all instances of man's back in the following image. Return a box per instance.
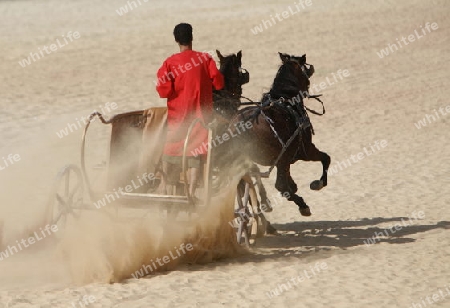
[157,50,222,128]
[156,49,223,157]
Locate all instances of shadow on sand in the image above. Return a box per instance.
[263,217,450,248]
[222,217,450,264]
[142,217,450,275]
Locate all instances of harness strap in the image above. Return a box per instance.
[304,95,326,116]
[260,111,285,147]
[267,122,304,174]
[260,110,305,175]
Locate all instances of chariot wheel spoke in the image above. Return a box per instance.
[47,164,84,234]
[234,175,261,247]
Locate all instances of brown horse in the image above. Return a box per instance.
[218,52,330,216]
[213,50,249,120]
[213,50,271,204]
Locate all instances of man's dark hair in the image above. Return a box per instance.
[173,23,193,45]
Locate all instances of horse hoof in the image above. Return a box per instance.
[310,180,324,191]
[299,207,311,216]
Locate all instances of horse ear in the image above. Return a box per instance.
[216,50,224,60]
[300,54,306,64]
[237,50,242,60]
[278,52,289,63]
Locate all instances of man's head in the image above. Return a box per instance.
[173,23,193,46]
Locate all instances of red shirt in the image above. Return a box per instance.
[156,50,224,156]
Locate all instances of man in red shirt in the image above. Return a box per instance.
[156,23,224,197]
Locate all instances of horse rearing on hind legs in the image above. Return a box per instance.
[223,52,331,216]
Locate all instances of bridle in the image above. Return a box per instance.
[217,56,249,99]
[213,54,251,118]
[287,59,325,116]
[287,57,314,81]
[238,67,250,85]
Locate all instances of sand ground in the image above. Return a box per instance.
[0,0,449,307]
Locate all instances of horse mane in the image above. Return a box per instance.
[269,62,302,99]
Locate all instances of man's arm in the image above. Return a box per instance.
[207,56,224,90]
[156,60,174,98]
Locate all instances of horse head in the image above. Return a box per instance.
[213,50,250,119]
[268,52,314,101]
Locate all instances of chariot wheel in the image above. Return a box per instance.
[234,175,261,246]
[47,164,84,232]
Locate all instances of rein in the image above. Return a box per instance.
[239,95,256,105]
[239,93,326,117]
[303,94,326,116]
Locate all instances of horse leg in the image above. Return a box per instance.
[299,142,330,191]
[287,193,311,216]
[310,150,330,191]
[275,161,311,216]
[274,162,295,198]
[274,160,298,193]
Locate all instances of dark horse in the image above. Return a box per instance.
[213,50,249,120]
[213,50,270,205]
[222,52,331,216]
